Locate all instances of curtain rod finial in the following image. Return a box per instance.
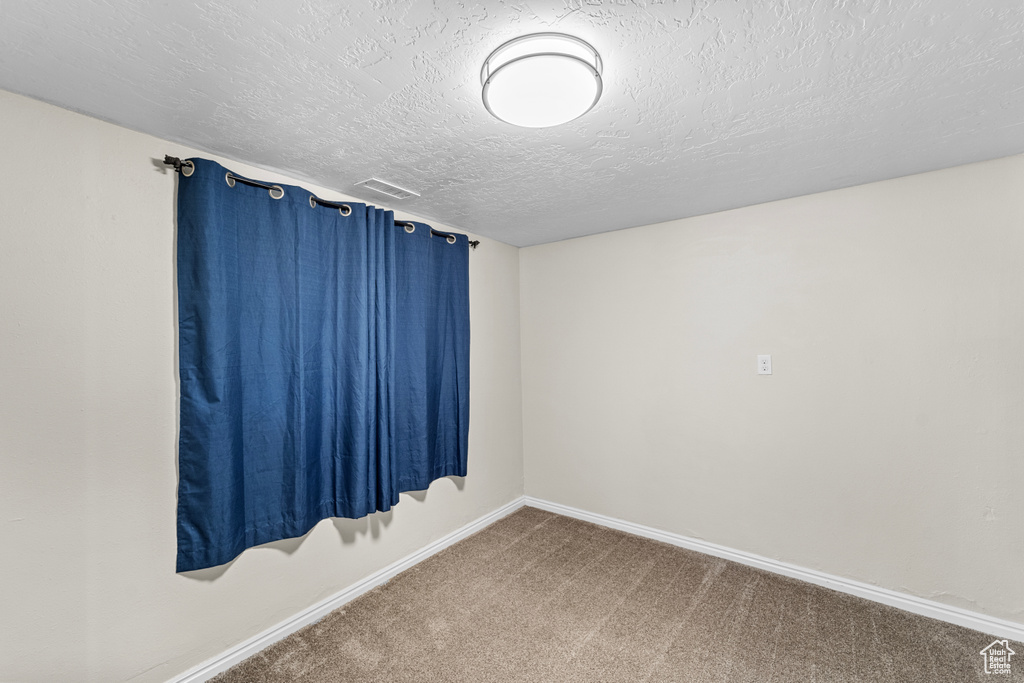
[164,155,194,176]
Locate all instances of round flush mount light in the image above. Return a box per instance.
[481,33,603,128]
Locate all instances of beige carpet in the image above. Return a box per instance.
[213,507,1022,682]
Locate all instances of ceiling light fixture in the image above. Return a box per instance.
[481,33,603,128]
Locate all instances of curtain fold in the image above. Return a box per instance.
[175,159,469,572]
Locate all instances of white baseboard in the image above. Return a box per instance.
[172,493,1022,682]
[170,496,527,683]
[523,496,1024,643]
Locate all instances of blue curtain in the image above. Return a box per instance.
[175,159,469,572]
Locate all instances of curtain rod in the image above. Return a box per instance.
[163,156,480,249]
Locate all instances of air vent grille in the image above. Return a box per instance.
[355,177,420,201]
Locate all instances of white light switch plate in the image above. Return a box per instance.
[758,354,772,374]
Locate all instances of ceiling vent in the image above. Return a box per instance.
[355,177,420,201]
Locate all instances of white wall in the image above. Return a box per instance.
[520,154,1024,624]
[0,89,524,682]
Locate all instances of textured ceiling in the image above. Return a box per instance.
[2,1,1023,246]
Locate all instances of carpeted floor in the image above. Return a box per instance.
[213,507,1022,682]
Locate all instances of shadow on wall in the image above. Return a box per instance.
[179,476,466,582]
[333,509,394,545]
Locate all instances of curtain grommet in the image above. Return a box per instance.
[268,185,284,200]
[403,222,415,233]
[225,172,235,188]
[339,204,351,216]
[309,195,317,208]
[446,234,456,244]
[181,160,195,177]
